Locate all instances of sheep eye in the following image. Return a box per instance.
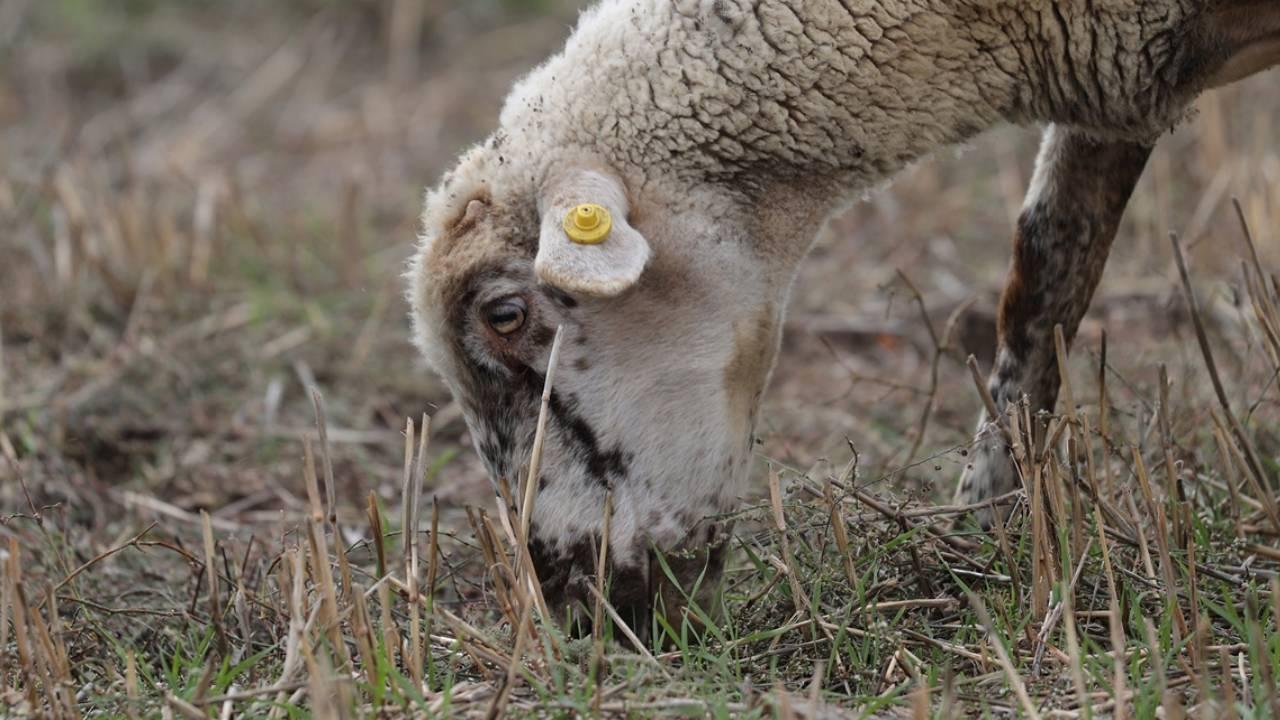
[484,297,527,336]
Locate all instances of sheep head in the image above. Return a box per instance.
[408,139,789,636]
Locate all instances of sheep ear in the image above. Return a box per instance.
[534,169,650,297]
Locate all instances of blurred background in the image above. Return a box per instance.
[3,0,1278,526]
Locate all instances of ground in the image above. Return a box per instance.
[2,1,1280,717]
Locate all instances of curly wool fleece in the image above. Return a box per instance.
[510,1,1203,181]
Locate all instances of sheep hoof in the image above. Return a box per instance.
[955,425,1020,530]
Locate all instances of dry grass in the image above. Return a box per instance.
[2,1,1280,717]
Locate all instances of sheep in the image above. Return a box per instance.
[408,0,1280,632]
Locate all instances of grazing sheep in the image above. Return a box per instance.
[408,0,1280,630]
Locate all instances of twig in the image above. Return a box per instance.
[197,681,309,705]
[485,596,533,720]
[0,317,6,420]
[968,592,1042,720]
[898,490,1022,518]
[767,468,844,674]
[1169,232,1277,532]
[592,491,613,715]
[967,354,1012,445]
[309,387,337,526]
[516,326,564,628]
[897,270,973,460]
[49,522,157,596]
[848,487,985,563]
[201,511,229,658]
[167,693,209,720]
[583,583,670,678]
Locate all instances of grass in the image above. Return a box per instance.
[3,1,1280,717]
[6,335,1280,717]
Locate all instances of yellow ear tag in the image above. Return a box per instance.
[563,203,612,244]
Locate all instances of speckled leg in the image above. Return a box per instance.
[957,125,1152,527]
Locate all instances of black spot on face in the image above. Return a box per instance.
[547,391,630,487]
[457,361,537,482]
[445,265,626,494]
[468,364,630,491]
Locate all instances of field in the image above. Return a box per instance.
[3,1,1280,717]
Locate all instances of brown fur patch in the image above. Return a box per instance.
[724,302,778,445]
[421,204,527,335]
[634,235,696,300]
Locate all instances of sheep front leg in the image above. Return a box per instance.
[956,125,1152,527]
